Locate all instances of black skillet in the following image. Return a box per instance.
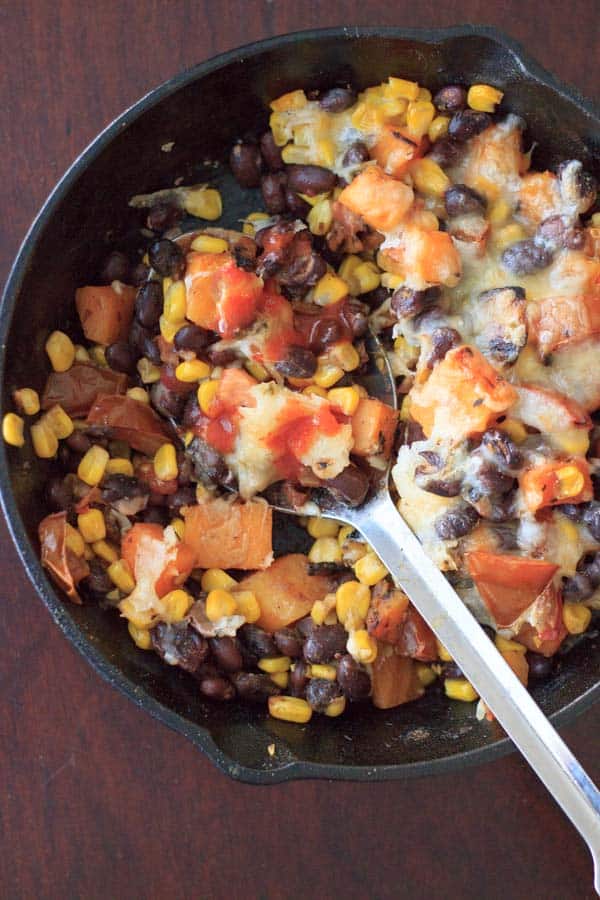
[1,25,599,783]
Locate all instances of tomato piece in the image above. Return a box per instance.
[87,394,170,455]
[185,252,262,337]
[466,551,559,628]
[395,606,438,661]
[41,364,127,417]
[39,512,90,604]
[519,457,592,512]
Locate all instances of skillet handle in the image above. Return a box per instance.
[351,490,600,893]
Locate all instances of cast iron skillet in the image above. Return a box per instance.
[1,25,599,783]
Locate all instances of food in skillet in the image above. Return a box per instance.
[5,76,600,724]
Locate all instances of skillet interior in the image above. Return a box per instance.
[1,26,599,782]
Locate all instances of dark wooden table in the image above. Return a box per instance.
[1,2,599,898]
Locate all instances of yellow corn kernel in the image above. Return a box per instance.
[436,638,453,662]
[324,695,346,717]
[105,457,134,476]
[137,357,161,384]
[234,590,261,624]
[281,144,311,165]
[308,536,342,564]
[74,344,91,363]
[310,663,337,681]
[417,86,432,102]
[43,404,74,439]
[197,378,220,414]
[353,261,381,294]
[153,443,178,482]
[555,465,585,499]
[338,254,362,293]
[496,223,527,251]
[410,158,451,198]
[190,234,228,254]
[591,212,600,227]
[2,412,25,448]
[416,663,437,687]
[556,516,579,545]
[258,656,291,674]
[489,198,512,225]
[65,524,86,557]
[387,77,420,101]
[428,115,450,142]
[195,483,209,503]
[128,621,153,650]
[201,568,237,592]
[354,551,389,586]
[313,361,344,389]
[83,544,95,561]
[313,272,348,306]
[30,418,58,457]
[338,524,355,547]
[119,598,153,628]
[163,280,187,323]
[89,345,107,367]
[347,629,378,664]
[126,387,149,405]
[467,84,504,113]
[108,559,136,594]
[302,385,327,400]
[175,359,211,382]
[270,89,307,112]
[498,417,528,444]
[381,272,404,290]
[91,540,118,564]
[444,678,478,702]
[315,138,336,168]
[550,429,590,456]
[406,100,435,139]
[169,518,185,541]
[77,444,109,485]
[243,211,270,236]
[308,198,333,236]
[268,695,312,723]
[77,508,106,543]
[334,343,362,373]
[327,385,361,416]
[495,635,527,654]
[245,359,269,382]
[307,516,340,539]
[45,330,75,372]
[336,580,371,627]
[206,588,237,621]
[162,276,173,295]
[184,431,194,447]
[270,671,289,689]
[563,602,592,635]
[162,588,193,623]
[13,388,40,416]
[184,187,222,220]
[310,599,329,626]
[298,191,331,208]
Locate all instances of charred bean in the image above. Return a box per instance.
[501,239,552,275]
[83,559,113,597]
[481,429,523,470]
[151,622,209,673]
[100,250,130,284]
[139,506,169,525]
[434,504,479,540]
[148,238,185,279]
[445,184,486,217]
[274,346,318,378]
[325,465,370,508]
[260,131,284,171]
[428,137,462,167]
[273,627,303,658]
[427,327,461,366]
[135,281,164,329]
[102,474,147,502]
[230,142,263,188]
[261,173,287,214]
[310,318,344,351]
[360,285,390,309]
[303,623,347,663]
[209,636,243,672]
[433,85,467,112]
[448,109,492,142]
[186,435,229,485]
[560,503,584,522]
[230,671,281,701]
[391,286,439,319]
[150,381,185,419]
[337,654,371,700]
[582,505,600,542]
[342,142,370,167]
[296,617,318,638]
[305,678,343,712]
[106,340,137,374]
[475,462,515,495]
[238,623,278,659]
[579,552,600,587]
[286,164,336,196]
[442,661,464,680]
[199,675,235,700]
[344,299,369,338]
[526,652,555,680]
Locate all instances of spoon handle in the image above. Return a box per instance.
[352,491,600,892]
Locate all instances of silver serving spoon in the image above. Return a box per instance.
[158,236,600,889]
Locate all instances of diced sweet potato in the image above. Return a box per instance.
[378,227,462,288]
[501,650,529,686]
[185,252,262,337]
[371,650,424,709]
[466,550,558,628]
[519,457,592,512]
[183,497,273,571]
[366,586,409,643]
[337,165,414,232]
[512,384,591,435]
[409,345,517,443]
[75,283,136,345]
[529,295,600,357]
[460,122,526,203]
[371,125,427,177]
[235,553,331,632]
[351,397,398,458]
[518,171,560,227]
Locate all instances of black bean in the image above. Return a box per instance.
[199,675,235,700]
[238,623,278,659]
[151,622,209,673]
[342,142,370,167]
[501,239,553,275]
[582,504,600,541]
[445,183,487,217]
[139,506,169,525]
[475,462,515,495]
[173,323,211,354]
[360,285,390,309]
[289,660,310,698]
[557,161,597,205]
[427,327,461,366]
[230,142,263,188]
[296,616,318,638]
[186,436,229,486]
[325,465,370,508]
[448,109,492,142]
[442,661,464,680]
[319,87,356,112]
[131,262,151,286]
[66,431,92,455]
[148,238,186,279]
[345,299,369,338]
[260,131,284,171]
[208,636,243,672]
[261,172,287,214]
[526,651,555,680]
[146,203,183,233]
[418,477,462,497]
[286,164,336,196]
[303,623,347,664]
[135,281,163,329]
[83,558,113,597]
[428,138,463,167]
[536,214,585,252]
[168,486,196,514]
[560,503,584,522]
[481,429,523,470]
[280,251,327,291]
[102,474,147,502]
[579,552,600,587]
[230,671,281,701]
[562,573,594,601]
[100,250,130,284]
[433,85,467,113]
[105,340,137,374]
[337,654,371,700]
[305,677,343,712]
[150,381,185,420]
[434,504,479,540]
[391,286,438,319]
[129,321,158,364]
[285,190,311,218]
[310,318,344,351]
[273,627,303,658]
[274,346,318,378]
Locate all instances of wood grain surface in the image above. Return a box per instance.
[1,2,598,898]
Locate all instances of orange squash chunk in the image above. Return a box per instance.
[529,294,600,357]
[337,165,414,232]
[371,125,427,177]
[185,251,263,337]
[75,283,136,345]
[379,227,461,287]
[351,398,398,458]
[371,651,424,709]
[183,497,273,571]
[518,171,560,227]
[519,457,592,512]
